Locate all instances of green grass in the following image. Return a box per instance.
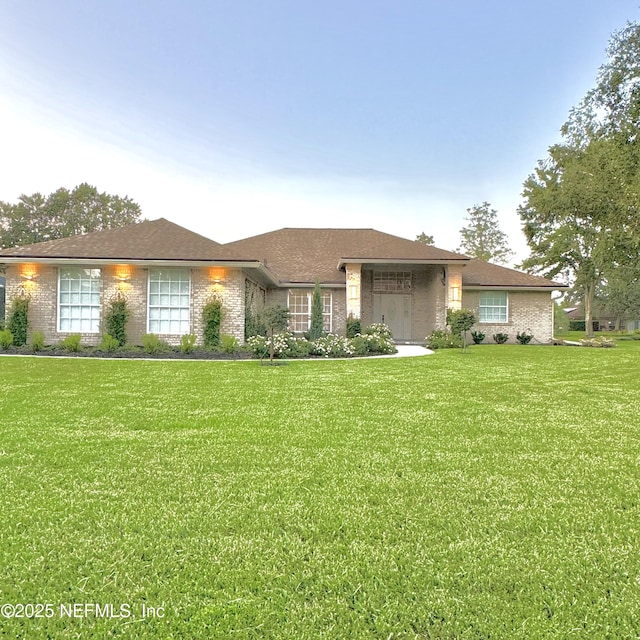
[1,345,639,639]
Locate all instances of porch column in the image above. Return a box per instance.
[447,264,463,311]
[345,263,361,319]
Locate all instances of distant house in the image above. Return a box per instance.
[565,305,640,332]
[0,218,566,345]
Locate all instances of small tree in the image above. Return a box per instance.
[307,280,325,340]
[446,308,476,351]
[259,305,290,362]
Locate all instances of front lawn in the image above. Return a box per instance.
[1,345,639,638]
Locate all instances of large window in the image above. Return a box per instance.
[479,291,508,323]
[58,268,102,333]
[148,269,191,334]
[288,290,332,333]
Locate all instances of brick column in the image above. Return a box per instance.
[345,263,361,319]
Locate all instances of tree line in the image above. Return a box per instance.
[0,183,143,249]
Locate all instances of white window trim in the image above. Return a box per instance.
[287,289,333,333]
[147,269,192,335]
[479,291,509,323]
[57,267,102,334]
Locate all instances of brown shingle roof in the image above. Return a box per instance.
[462,259,567,288]
[0,218,244,261]
[225,228,468,283]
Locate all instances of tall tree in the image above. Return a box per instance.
[457,202,513,264]
[0,183,143,248]
[415,232,434,245]
[518,140,622,336]
[519,21,640,336]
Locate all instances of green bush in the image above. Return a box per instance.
[426,329,462,349]
[7,296,29,347]
[180,334,197,354]
[142,333,167,354]
[104,293,128,347]
[569,320,586,331]
[516,331,533,345]
[30,331,45,352]
[220,333,239,354]
[100,334,120,352]
[61,334,82,352]
[0,329,13,350]
[471,330,485,344]
[202,297,223,348]
[346,314,361,339]
[493,333,509,344]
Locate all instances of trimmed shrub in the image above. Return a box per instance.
[569,320,586,331]
[516,331,533,345]
[0,329,13,350]
[30,330,45,352]
[61,334,82,352]
[471,330,485,344]
[100,334,120,352]
[493,333,509,344]
[202,296,223,349]
[426,329,462,349]
[7,296,29,347]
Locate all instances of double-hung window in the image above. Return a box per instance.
[58,268,101,333]
[148,269,191,334]
[288,290,332,333]
[479,291,508,322]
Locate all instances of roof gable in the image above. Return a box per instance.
[462,259,567,289]
[225,228,468,283]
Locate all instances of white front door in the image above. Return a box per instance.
[373,294,411,340]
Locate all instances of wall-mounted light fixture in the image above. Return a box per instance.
[114,265,132,282]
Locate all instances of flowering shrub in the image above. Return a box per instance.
[580,336,615,348]
[311,334,354,357]
[365,323,393,340]
[245,323,396,358]
[426,329,462,349]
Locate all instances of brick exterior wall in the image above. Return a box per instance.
[462,289,554,343]
[4,263,247,347]
[265,286,346,335]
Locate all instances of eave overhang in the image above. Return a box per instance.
[337,257,470,270]
[0,257,281,287]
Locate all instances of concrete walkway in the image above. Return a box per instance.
[371,344,434,358]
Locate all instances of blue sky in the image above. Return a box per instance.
[1,1,638,262]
